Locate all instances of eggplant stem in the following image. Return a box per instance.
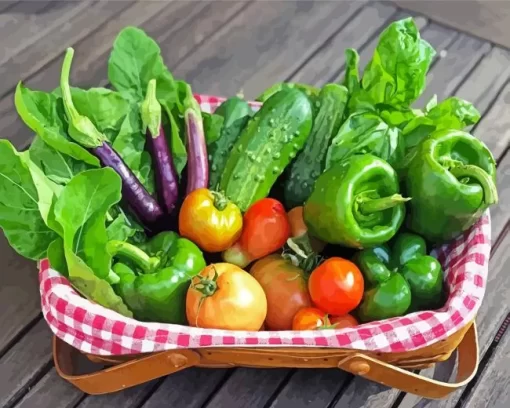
[449,164,498,205]
[358,194,411,214]
[141,79,162,137]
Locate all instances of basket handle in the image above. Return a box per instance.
[337,322,479,399]
[52,336,201,395]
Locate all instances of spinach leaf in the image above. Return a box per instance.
[0,140,58,260]
[162,103,188,176]
[402,96,481,150]
[106,206,144,242]
[15,82,99,166]
[325,111,405,169]
[350,18,435,111]
[342,48,360,94]
[203,112,224,145]
[47,237,68,277]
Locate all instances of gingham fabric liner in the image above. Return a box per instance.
[38,94,492,356]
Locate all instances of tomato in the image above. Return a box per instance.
[186,263,267,331]
[292,307,328,330]
[308,257,364,316]
[329,314,359,329]
[179,188,243,253]
[288,206,325,253]
[222,198,290,268]
[250,254,312,330]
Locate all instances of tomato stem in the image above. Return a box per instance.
[211,191,229,211]
[191,266,220,327]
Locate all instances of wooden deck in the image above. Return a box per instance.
[0,1,509,407]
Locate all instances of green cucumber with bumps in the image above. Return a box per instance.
[208,97,253,189]
[256,82,319,103]
[219,88,313,212]
[283,83,348,209]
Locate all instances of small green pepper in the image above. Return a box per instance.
[405,129,498,243]
[303,154,410,249]
[354,232,444,322]
[109,231,206,324]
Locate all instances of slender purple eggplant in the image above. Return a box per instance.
[181,82,209,195]
[141,79,179,214]
[60,47,164,227]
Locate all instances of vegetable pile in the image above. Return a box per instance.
[0,18,498,331]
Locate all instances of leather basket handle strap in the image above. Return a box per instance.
[337,322,479,399]
[53,336,201,395]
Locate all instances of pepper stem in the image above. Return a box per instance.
[60,48,105,147]
[107,240,160,274]
[141,79,162,137]
[358,194,411,214]
[211,191,228,211]
[449,164,498,205]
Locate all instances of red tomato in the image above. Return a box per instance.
[292,307,328,330]
[222,198,290,268]
[329,314,359,329]
[308,257,364,316]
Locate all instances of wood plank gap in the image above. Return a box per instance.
[472,77,510,134]
[0,313,41,359]
[490,221,510,257]
[0,1,20,14]
[5,359,53,408]
[261,369,297,408]
[193,369,237,408]
[454,311,510,408]
[128,377,166,408]
[326,375,355,408]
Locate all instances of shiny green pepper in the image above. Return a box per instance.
[304,154,409,249]
[109,231,206,324]
[354,232,444,322]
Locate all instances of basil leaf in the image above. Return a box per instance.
[15,82,99,166]
[0,140,58,260]
[325,112,405,169]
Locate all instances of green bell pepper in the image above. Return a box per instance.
[303,154,410,249]
[354,232,444,322]
[109,231,206,324]
[405,129,498,243]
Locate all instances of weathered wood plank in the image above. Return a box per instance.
[77,381,160,408]
[173,0,366,99]
[289,1,398,86]
[0,319,53,408]
[141,368,230,408]
[269,369,350,408]
[395,232,510,408]
[415,34,491,108]
[0,0,245,357]
[392,0,510,49]
[462,317,510,408]
[489,152,510,244]
[203,368,291,408]
[0,0,92,76]
[0,0,137,99]
[14,368,83,408]
[0,1,19,13]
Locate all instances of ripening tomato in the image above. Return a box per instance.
[179,188,243,253]
[308,257,364,316]
[329,314,359,329]
[186,263,267,331]
[287,206,325,253]
[250,254,312,330]
[292,307,328,330]
[223,198,290,268]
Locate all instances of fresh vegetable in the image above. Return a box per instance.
[186,263,267,330]
[222,198,291,268]
[141,79,179,214]
[342,48,360,94]
[329,314,359,329]
[207,97,253,189]
[325,111,404,170]
[283,83,348,208]
[405,129,498,243]
[304,154,409,249]
[353,232,444,322]
[219,88,313,212]
[308,257,364,316]
[255,82,319,103]
[111,231,206,324]
[291,307,358,330]
[178,188,243,253]
[250,254,312,330]
[60,47,164,228]
[287,206,325,254]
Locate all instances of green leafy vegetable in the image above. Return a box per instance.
[0,140,58,260]
[342,48,360,94]
[47,237,67,277]
[202,112,224,145]
[15,82,100,166]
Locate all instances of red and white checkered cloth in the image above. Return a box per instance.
[39,95,492,356]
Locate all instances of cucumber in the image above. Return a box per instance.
[208,97,253,189]
[283,84,348,209]
[255,82,319,103]
[219,88,313,212]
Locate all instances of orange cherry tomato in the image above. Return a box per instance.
[179,188,242,253]
[308,257,364,316]
[329,314,359,329]
[292,307,329,330]
[186,263,267,331]
[250,254,312,330]
[223,198,290,268]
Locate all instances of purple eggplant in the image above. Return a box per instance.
[182,82,209,194]
[141,80,179,214]
[60,47,164,227]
